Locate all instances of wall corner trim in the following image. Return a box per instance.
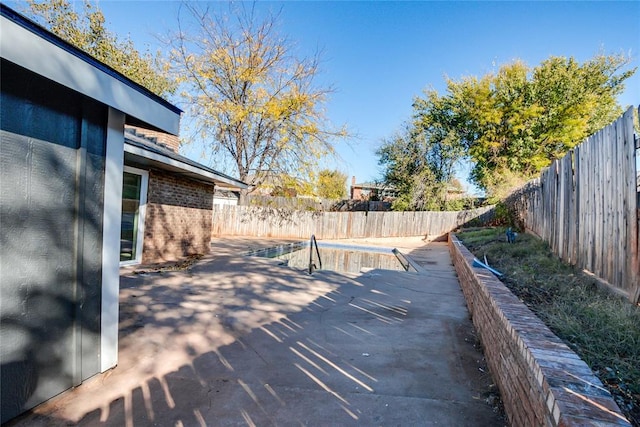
[100,108,125,372]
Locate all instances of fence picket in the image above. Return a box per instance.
[623,109,639,299]
[505,107,638,302]
[212,205,493,242]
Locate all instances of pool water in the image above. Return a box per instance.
[248,242,416,274]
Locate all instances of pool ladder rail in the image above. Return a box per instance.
[309,235,323,274]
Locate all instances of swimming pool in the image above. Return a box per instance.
[247,241,418,274]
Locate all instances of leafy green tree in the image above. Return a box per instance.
[412,89,466,183]
[377,93,464,211]
[443,61,545,196]
[25,0,175,97]
[444,54,634,196]
[380,53,634,205]
[316,169,347,199]
[377,130,442,211]
[168,3,347,194]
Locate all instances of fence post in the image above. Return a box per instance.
[628,107,639,303]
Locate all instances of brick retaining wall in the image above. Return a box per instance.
[448,233,631,426]
[142,170,213,263]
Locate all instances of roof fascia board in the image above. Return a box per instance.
[0,7,180,135]
[124,143,247,189]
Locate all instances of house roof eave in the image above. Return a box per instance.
[0,4,181,135]
[124,138,247,190]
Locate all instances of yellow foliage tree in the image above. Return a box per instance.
[168,4,346,194]
[317,169,347,200]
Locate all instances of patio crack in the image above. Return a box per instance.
[246,341,270,365]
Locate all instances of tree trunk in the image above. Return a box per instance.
[238,188,249,206]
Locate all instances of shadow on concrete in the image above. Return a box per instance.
[7,240,505,426]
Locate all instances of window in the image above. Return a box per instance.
[120,167,148,264]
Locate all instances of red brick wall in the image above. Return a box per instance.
[142,170,213,264]
[126,126,180,152]
[448,234,630,427]
[351,187,363,200]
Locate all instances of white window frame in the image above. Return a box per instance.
[119,165,148,266]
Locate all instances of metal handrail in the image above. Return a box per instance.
[309,234,322,274]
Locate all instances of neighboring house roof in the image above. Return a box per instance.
[0,4,180,135]
[124,130,247,190]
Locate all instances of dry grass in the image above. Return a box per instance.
[458,227,640,426]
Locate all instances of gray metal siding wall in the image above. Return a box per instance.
[0,60,106,423]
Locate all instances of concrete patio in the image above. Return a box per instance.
[8,237,505,426]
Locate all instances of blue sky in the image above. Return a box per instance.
[20,1,640,190]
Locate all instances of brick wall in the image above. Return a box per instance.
[351,187,364,200]
[448,234,631,427]
[142,170,213,264]
[126,126,180,152]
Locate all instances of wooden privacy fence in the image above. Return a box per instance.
[245,195,337,211]
[212,205,493,240]
[507,107,639,302]
[244,195,392,212]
